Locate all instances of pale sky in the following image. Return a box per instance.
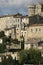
[0,0,43,6]
[0,0,43,15]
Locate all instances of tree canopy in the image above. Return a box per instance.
[19,49,41,65]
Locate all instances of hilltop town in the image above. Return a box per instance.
[0,2,43,65]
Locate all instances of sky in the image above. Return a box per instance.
[0,0,43,16]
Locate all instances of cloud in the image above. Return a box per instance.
[0,0,43,7]
[0,0,23,6]
[0,0,43,16]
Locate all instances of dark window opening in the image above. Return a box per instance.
[18,24,19,27]
[31,29,33,32]
[39,28,41,31]
[18,19,19,22]
[41,5,43,11]
[36,28,37,32]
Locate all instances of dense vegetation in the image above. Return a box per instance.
[0,55,19,65]
[19,49,42,65]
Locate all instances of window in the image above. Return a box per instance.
[16,19,17,22]
[41,5,43,11]
[18,24,19,27]
[31,44,33,48]
[36,28,37,32]
[17,29,18,30]
[23,18,24,20]
[18,19,19,22]
[31,29,33,32]
[16,25,17,27]
[39,28,41,31]
[25,32,26,34]
[22,32,23,35]
[16,18,19,22]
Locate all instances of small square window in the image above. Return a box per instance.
[39,28,41,31]
[22,32,23,35]
[25,32,26,34]
[36,28,37,32]
[18,24,19,27]
[16,19,17,22]
[16,25,17,27]
[17,29,18,30]
[18,19,19,22]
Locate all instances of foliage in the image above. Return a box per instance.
[19,49,41,65]
[2,36,11,45]
[1,55,19,65]
[0,31,5,38]
[21,37,24,50]
[1,55,13,65]
[6,55,13,65]
[40,57,43,64]
[21,41,24,50]
[0,44,6,53]
[2,56,7,65]
[19,50,28,64]
[28,49,41,64]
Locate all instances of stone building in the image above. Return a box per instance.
[26,2,43,50]
[28,2,43,16]
[28,5,35,16]
[24,14,43,50]
[13,13,22,41]
[0,13,21,40]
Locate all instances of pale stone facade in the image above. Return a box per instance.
[21,30,28,42]
[0,17,7,31]
[24,43,31,50]
[35,3,42,15]
[28,2,43,16]
[0,13,29,41]
[0,16,14,31]
[27,24,43,39]
[22,17,29,24]
[28,5,35,16]
[0,14,22,40]
[24,24,43,50]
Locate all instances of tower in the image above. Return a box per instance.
[28,5,35,16]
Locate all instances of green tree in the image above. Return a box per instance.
[2,36,11,46]
[0,31,5,38]
[7,55,13,65]
[1,55,13,65]
[40,57,43,64]
[0,44,6,53]
[19,49,41,65]
[2,56,7,65]
[28,49,41,65]
[19,50,28,65]
[21,35,24,50]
